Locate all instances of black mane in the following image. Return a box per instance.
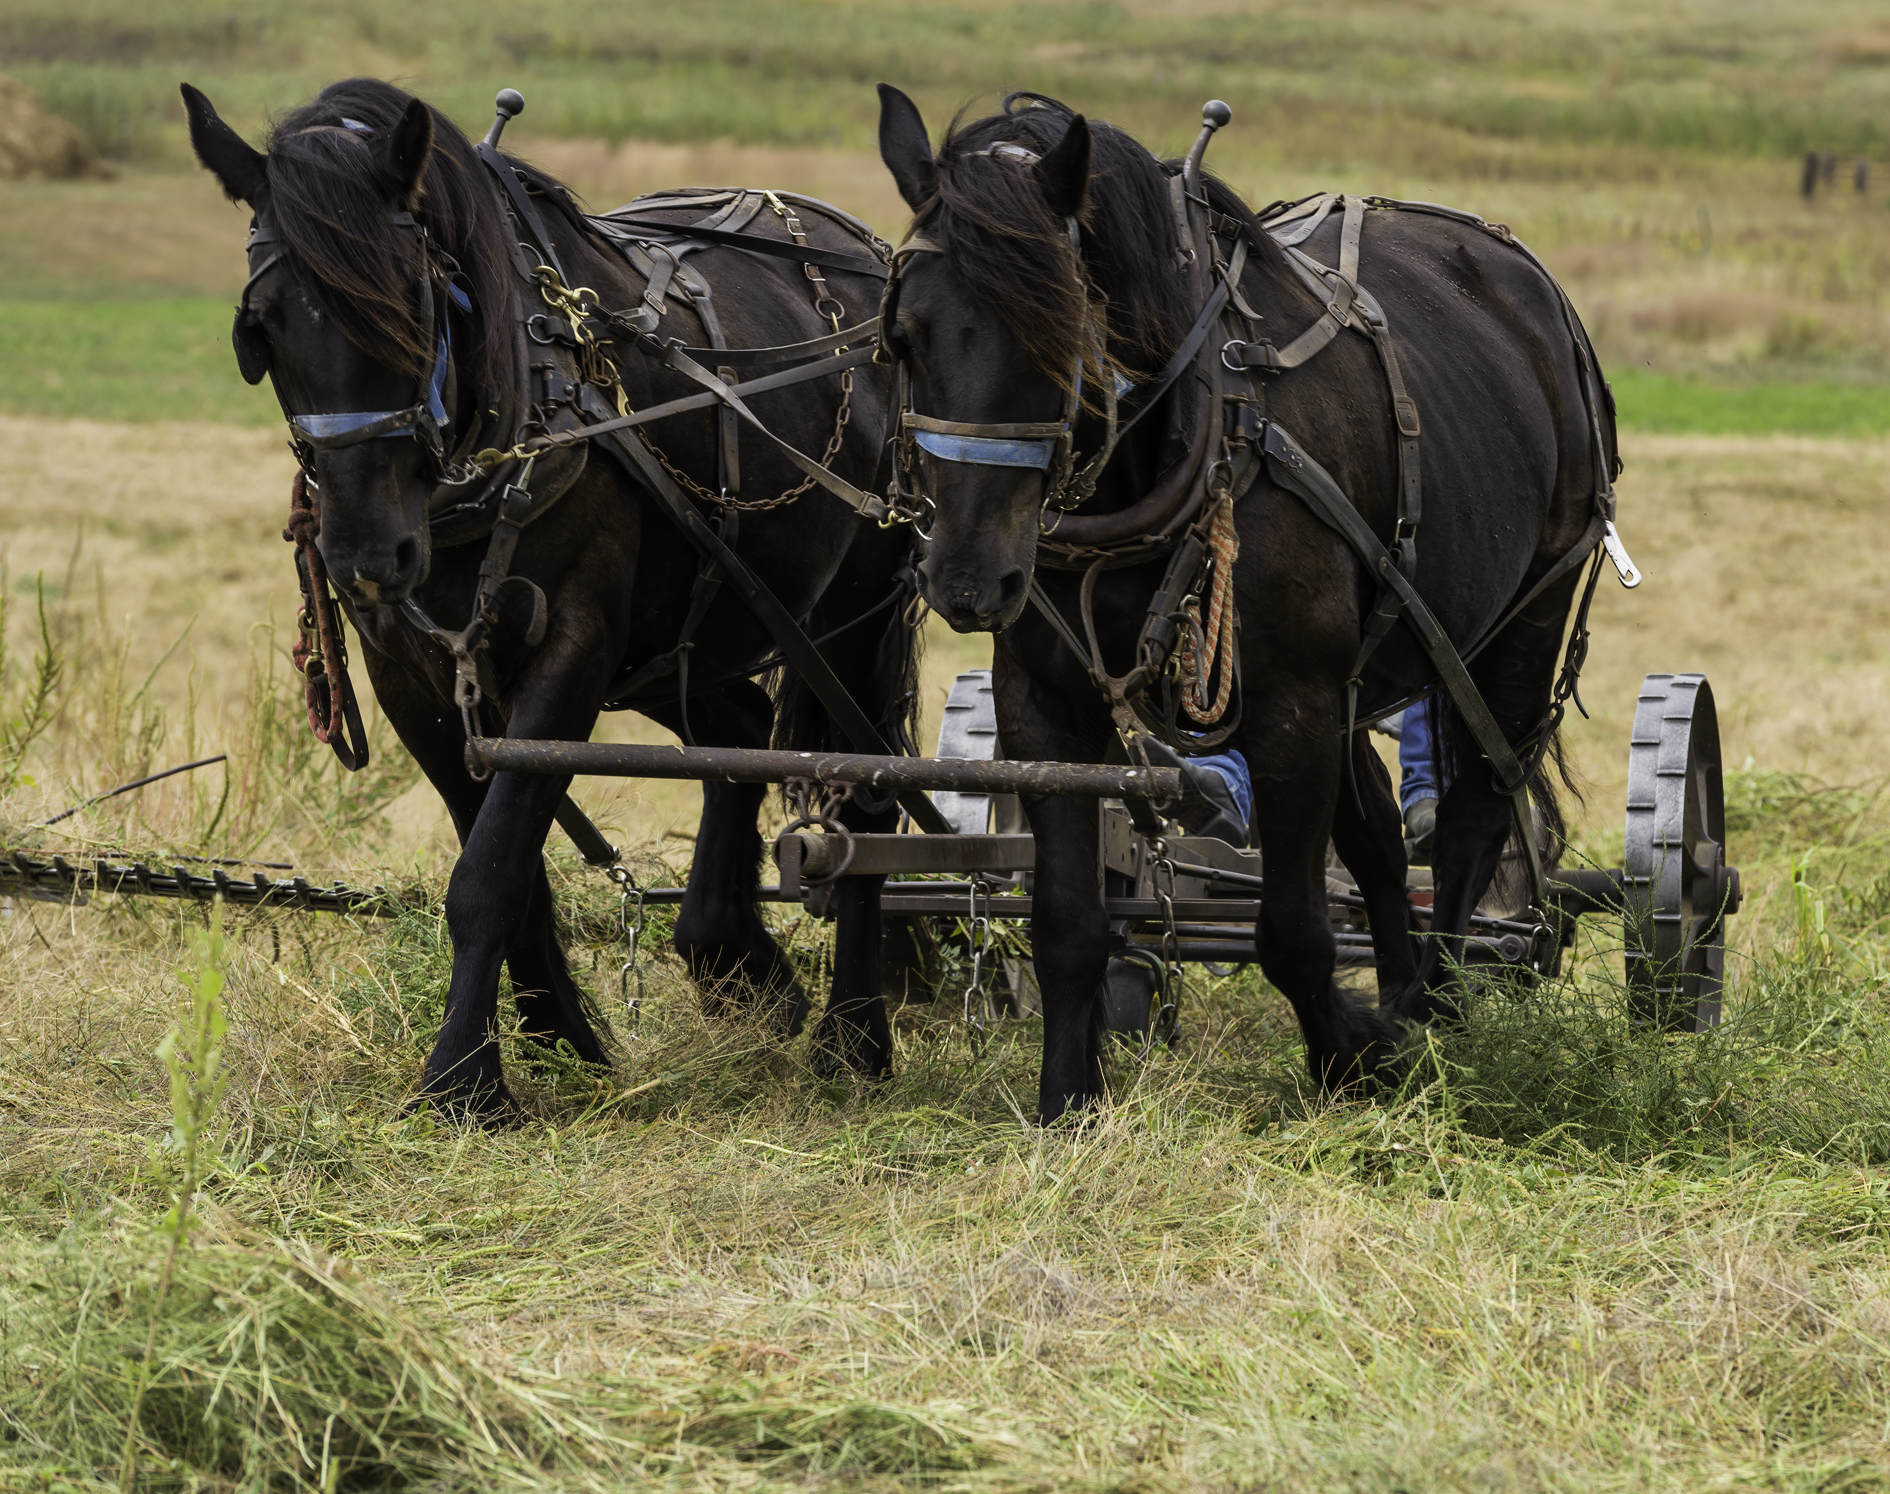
[262,77,587,397]
[918,92,1273,391]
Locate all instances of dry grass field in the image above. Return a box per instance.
[9,3,1890,1490]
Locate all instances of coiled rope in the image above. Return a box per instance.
[1178,495,1239,725]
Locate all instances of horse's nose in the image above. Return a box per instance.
[919,561,1028,632]
[978,567,1028,629]
[332,534,424,607]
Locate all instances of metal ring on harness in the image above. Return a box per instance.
[779,780,859,886]
[526,311,575,345]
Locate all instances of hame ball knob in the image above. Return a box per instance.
[484,89,526,148]
[1202,99,1232,130]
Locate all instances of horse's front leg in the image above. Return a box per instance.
[422,760,577,1118]
[650,680,809,1030]
[810,789,901,1080]
[1024,791,1109,1122]
[418,657,614,1122]
[360,650,612,1094]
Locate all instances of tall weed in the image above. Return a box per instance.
[9,566,421,867]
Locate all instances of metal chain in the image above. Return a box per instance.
[781,778,858,884]
[963,874,996,1053]
[608,863,646,1033]
[635,366,852,513]
[1140,840,1184,1059]
[644,192,856,513]
[534,268,632,417]
[437,258,855,509]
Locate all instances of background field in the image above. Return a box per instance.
[6,4,1890,1491]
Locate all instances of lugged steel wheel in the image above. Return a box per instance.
[1623,673,1741,1031]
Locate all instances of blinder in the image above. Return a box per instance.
[232,247,281,386]
[232,308,272,385]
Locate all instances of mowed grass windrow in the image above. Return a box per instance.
[7,2,1890,1488]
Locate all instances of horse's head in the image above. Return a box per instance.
[184,81,465,608]
[876,86,1103,634]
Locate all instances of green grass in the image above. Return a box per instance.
[7,0,1890,168]
[11,858,1890,1490]
[0,297,275,426]
[1,587,1888,1491]
[11,296,1888,438]
[1613,368,1890,437]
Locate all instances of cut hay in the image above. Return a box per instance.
[0,77,106,182]
[0,1230,625,1489]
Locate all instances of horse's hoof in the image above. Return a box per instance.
[1310,988,1407,1095]
[768,982,812,1039]
[414,1056,518,1129]
[1386,983,1462,1028]
[1033,1093,1103,1128]
[408,1089,519,1130]
[809,1023,892,1083]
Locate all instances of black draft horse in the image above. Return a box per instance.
[875,88,1606,1121]
[185,77,916,1119]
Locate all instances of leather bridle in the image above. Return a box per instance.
[234,208,469,470]
[880,146,1121,533]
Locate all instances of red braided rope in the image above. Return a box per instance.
[283,471,352,748]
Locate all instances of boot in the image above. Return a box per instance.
[1404,796,1438,866]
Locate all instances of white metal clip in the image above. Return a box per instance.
[1601,519,1642,589]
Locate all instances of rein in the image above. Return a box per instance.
[283,470,369,769]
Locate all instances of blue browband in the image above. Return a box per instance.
[888,158,1130,515]
[913,430,1056,470]
[291,283,470,443]
[906,366,1130,473]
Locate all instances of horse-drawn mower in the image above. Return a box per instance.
[456,664,1741,1047]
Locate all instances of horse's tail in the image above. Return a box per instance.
[1433,690,1580,864]
[770,589,926,764]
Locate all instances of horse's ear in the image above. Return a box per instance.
[181,83,266,205]
[387,97,434,207]
[1035,115,1091,222]
[877,84,936,213]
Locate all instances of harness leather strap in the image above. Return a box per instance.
[635,243,681,331]
[1109,238,1242,449]
[1461,512,1606,666]
[477,143,567,283]
[1261,420,1549,911]
[599,217,890,278]
[517,343,880,453]
[1337,194,1364,286]
[1263,193,1340,247]
[1226,248,1358,373]
[661,347,886,518]
[582,390,951,836]
[667,321,866,368]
